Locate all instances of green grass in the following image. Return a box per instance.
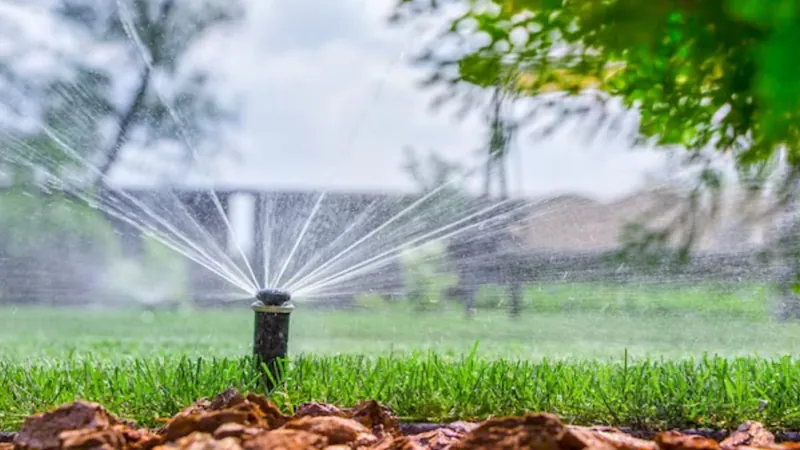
[2,282,799,431]
[1,283,797,361]
[510,282,772,318]
[3,353,800,432]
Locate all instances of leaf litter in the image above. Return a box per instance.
[5,389,800,450]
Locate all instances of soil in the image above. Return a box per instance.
[5,389,800,450]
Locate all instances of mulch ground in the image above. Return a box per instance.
[4,389,800,450]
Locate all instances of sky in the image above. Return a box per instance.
[205,0,668,201]
[4,0,670,202]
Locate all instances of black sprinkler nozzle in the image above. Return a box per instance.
[255,288,292,306]
[251,289,294,391]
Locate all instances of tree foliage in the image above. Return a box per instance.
[392,0,800,262]
[393,0,800,163]
[400,146,474,230]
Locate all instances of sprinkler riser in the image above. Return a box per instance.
[251,289,294,391]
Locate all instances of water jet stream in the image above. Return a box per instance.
[271,192,327,288]
[280,175,476,293]
[279,197,384,290]
[289,199,532,295]
[0,1,267,297]
[114,0,260,290]
[259,195,275,291]
[0,1,547,307]
[1,127,257,295]
[291,199,568,298]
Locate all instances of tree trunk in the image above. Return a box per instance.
[95,66,152,184]
[93,0,177,184]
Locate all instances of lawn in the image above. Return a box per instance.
[1,282,793,361]
[2,282,800,432]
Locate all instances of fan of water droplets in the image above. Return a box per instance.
[0,0,568,308]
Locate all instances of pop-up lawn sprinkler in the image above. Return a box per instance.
[251,288,294,390]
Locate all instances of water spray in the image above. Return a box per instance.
[251,288,294,390]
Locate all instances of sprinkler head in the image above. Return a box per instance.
[251,288,294,392]
[255,288,292,306]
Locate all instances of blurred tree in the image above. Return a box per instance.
[400,147,471,313]
[393,0,800,163]
[400,145,480,235]
[402,146,469,194]
[400,146,526,318]
[0,0,244,186]
[390,0,800,263]
[0,0,243,306]
[483,81,516,200]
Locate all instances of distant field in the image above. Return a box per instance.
[2,282,800,431]
[1,282,796,361]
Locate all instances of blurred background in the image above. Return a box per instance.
[2,0,800,361]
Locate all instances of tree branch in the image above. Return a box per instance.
[94,0,176,186]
